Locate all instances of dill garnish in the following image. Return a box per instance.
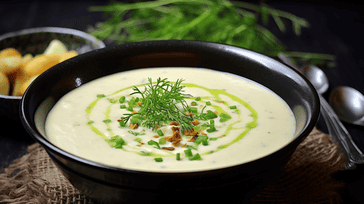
[123,77,194,131]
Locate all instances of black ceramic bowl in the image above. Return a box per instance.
[0,27,105,121]
[20,41,319,203]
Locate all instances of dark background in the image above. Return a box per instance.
[1,0,364,203]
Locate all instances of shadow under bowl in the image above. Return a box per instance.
[20,40,319,203]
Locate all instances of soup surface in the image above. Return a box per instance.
[45,68,296,172]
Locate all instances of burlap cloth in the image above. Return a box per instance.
[0,127,346,204]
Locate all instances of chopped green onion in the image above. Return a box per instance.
[157,129,164,136]
[219,112,232,122]
[154,158,163,162]
[119,96,126,103]
[229,105,237,109]
[97,94,105,98]
[209,137,218,141]
[119,120,126,127]
[176,153,181,161]
[206,119,216,133]
[206,110,218,119]
[186,145,198,150]
[148,140,161,149]
[202,139,209,146]
[195,135,208,145]
[206,101,211,106]
[191,101,198,106]
[87,121,94,125]
[189,153,201,161]
[126,106,134,112]
[195,97,201,101]
[159,138,166,145]
[184,148,193,157]
[128,97,139,108]
[134,138,142,142]
[120,104,127,109]
[130,115,141,124]
[189,107,198,114]
[107,135,127,149]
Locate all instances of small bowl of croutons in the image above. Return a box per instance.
[0,27,105,121]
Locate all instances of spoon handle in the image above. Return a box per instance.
[319,94,364,169]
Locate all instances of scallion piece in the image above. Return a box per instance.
[176,153,181,161]
[119,96,126,103]
[190,107,198,114]
[154,158,163,162]
[229,105,237,109]
[148,140,161,149]
[184,148,193,157]
[159,138,166,145]
[189,153,201,161]
[97,94,105,98]
[120,104,127,109]
[130,115,141,124]
[219,112,232,122]
[206,101,211,106]
[195,135,208,145]
[157,129,164,136]
[119,120,126,127]
[126,106,134,112]
[206,119,216,133]
[107,135,127,149]
[195,97,201,101]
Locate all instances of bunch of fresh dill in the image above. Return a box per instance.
[88,0,335,64]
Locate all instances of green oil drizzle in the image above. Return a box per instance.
[85,82,258,157]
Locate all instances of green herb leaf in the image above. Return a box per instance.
[107,135,127,149]
[119,120,126,127]
[122,78,194,131]
[219,112,232,122]
[128,129,145,136]
[206,119,216,133]
[159,138,166,145]
[229,105,237,109]
[189,153,201,161]
[195,135,209,145]
[184,148,193,157]
[157,129,164,136]
[119,96,126,103]
[154,157,163,162]
[148,140,161,149]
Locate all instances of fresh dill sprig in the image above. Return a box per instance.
[123,77,194,131]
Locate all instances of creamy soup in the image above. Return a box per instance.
[45,68,296,172]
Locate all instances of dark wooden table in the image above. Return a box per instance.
[1,0,363,203]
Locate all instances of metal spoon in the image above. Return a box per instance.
[301,65,364,168]
[329,86,364,126]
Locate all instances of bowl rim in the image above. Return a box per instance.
[0,26,106,99]
[20,40,320,174]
